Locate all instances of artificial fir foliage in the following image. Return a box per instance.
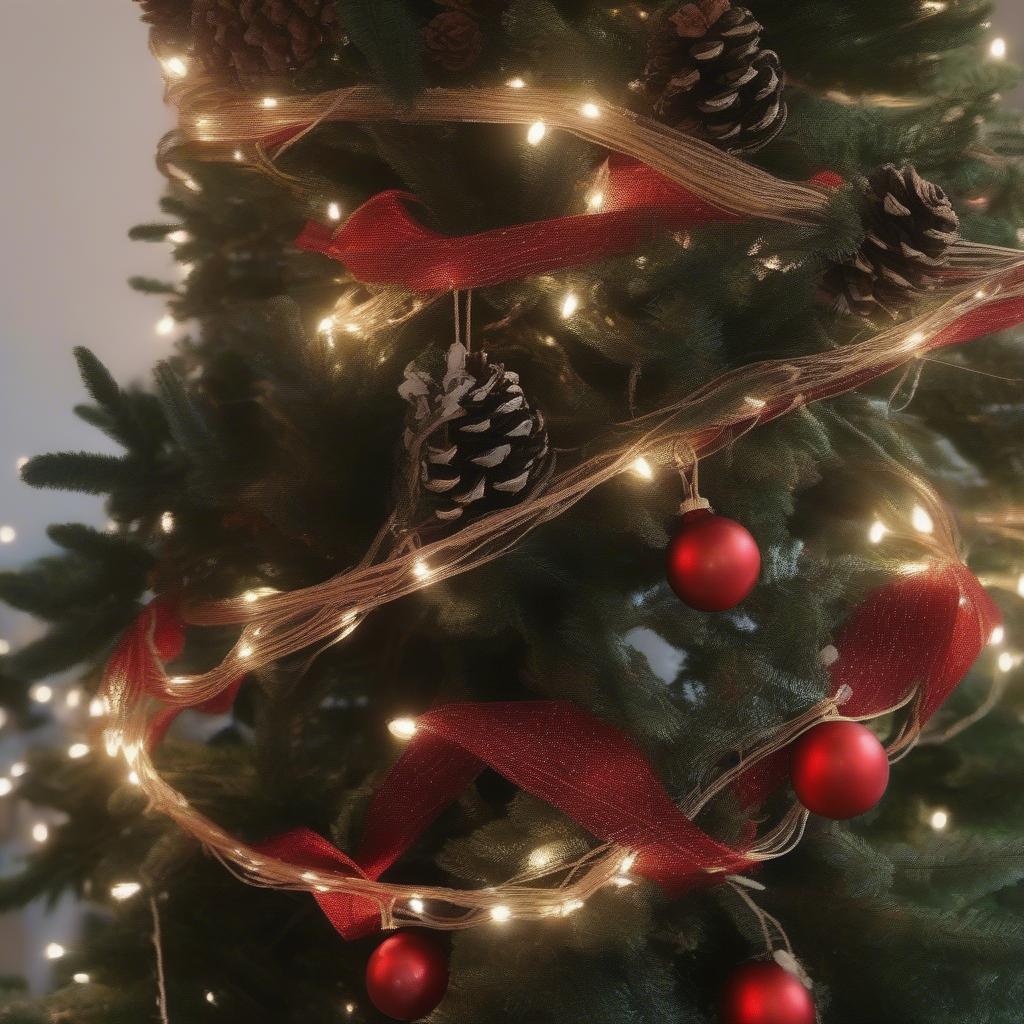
[0,2,1023,1024]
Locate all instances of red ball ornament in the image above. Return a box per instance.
[790,720,890,819]
[719,962,816,1024]
[365,931,449,1021]
[666,508,761,611]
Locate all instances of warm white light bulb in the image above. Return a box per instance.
[261,96,279,108]
[167,230,189,245]
[128,770,141,786]
[0,778,12,797]
[527,846,556,869]
[619,853,637,873]
[110,881,142,901]
[507,77,526,89]
[163,56,188,78]
[0,525,16,544]
[388,717,418,740]
[868,520,888,545]
[318,317,335,335]
[73,972,90,984]
[527,121,547,145]
[327,202,342,221]
[16,456,29,472]
[412,559,433,581]
[990,37,1007,59]
[344,1002,356,1015]
[580,101,601,119]
[490,905,512,923]
[998,650,1015,673]
[32,822,50,844]
[205,991,218,1005]
[160,511,176,534]
[929,809,949,831]
[560,899,585,915]
[0,639,9,656]
[89,697,107,718]
[233,149,245,162]
[409,896,425,914]
[237,643,254,660]
[67,743,90,760]
[911,506,934,534]
[630,457,654,481]
[587,191,604,211]
[30,684,53,704]
[44,942,65,960]
[560,292,579,318]
[155,315,176,337]
[65,688,82,709]
[10,762,27,778]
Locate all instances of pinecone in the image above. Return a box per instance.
[823,164,960,318]
[643,0,787,155]
[134,0,193,44]
[424,10,484,72]
[192,0,343,84]
[400,344,552,522]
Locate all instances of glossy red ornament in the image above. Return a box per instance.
[666,509,761,611]
[719,962,816,1024]
[365,931,449,1021]
[790,720,890,819]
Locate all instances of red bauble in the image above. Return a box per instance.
[719,962,816,1024]
[790,720,890,819]
[365,931,449,1021]
[666,509,761,611]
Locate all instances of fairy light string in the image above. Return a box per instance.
[99,59,1021,934]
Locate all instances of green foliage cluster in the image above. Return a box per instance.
[1,1,1023,1021]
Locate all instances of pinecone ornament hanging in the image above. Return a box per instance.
[822,164,960,318]
[192,0,344,85]
[643,0,787,155]
[134,0,193,44]
[400,343,552,522]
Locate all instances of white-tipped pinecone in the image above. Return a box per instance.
[823,164,960,318]
[643,0,787,155]
[400,344,552,522]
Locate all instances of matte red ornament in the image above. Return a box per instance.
[719,962,816,1024]
[666,509,761,611]
[365,931,449,1021]
[790,720,890,819]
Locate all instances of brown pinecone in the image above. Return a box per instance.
[400,343,552,522]
[424,10,484,72]
[643,0,787,155]
[134,0,193,43]
[823,165,960,318]
[192,0,343,84]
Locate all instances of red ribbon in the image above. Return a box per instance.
[258,701,753,938]
[295,157,841,291]
[107,598,245,749]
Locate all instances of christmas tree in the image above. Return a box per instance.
[2,1,1024,1022]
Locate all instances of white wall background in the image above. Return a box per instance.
[0,0,1020,996]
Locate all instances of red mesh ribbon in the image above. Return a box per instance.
[295,157,841,291]
[258,701,753,938]
[108,598,244,749]
[737,561,1001,809]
